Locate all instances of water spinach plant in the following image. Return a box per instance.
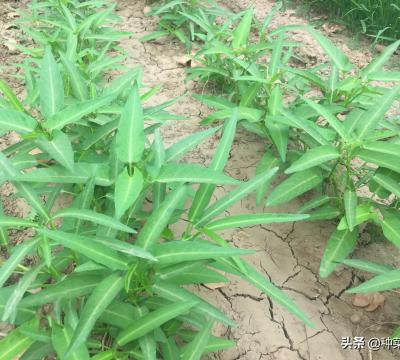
[147,0,400,322]
[0,1,317,359]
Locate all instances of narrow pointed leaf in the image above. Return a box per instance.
[67,274,123,355]
[165,126,221,162]
[60,52,88,101]
[196,167,278,227]
[156,163,239,185]
[116,83,144,164]
[380,210,400,248]
[285,145,340,174]
[44,95,115,130]
[189,111,237,222]
[181,321,213,360]
[232,8,253,49]
[356,86,400,139]
[116,301,197,346]
[154,240,252,265]
[0,110,37,133]
[53,208,134,233]
[39,229,128,270]
[347,269,400,293]
[207,213,310,231]
[0,238,39,288]
[303,99,349,141]
[362,40,400,77]
[266,169,323,207]
[152,282,234,326]
[0,326,34,360]
[342,259,394,275]
[40,48,64,119]
[355,149,400,173]
[319,229,358,278]
[51,325,90,360]
[115,167,143,219]
[344,189,357,232]
[310,30,352,71]
[135,185,188,250]
[373,173,400,198]
[36,130,74,171]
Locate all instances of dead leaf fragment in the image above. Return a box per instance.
[352,293,385,312]
[204,282,228,290]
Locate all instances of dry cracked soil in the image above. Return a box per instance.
[1,0,400,359]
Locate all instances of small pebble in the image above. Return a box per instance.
[350,314,361,324]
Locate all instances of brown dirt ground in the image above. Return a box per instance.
[1,0,400,359]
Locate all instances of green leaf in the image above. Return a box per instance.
[0,238,39,288]
[319,229,358,278]
[20,274,102,308]
[268,33,284,79]
[66,274,123,356]
[344,189,357,232]
[355,149,400,173]
[207,213,310,231]
[44,95,115,130]
[373,173,400,198]
[152,282,234,326]
[279,109,329,145]
[60,52,88,101]
[266,120,288,162]
[226,260,314,327]
[362,141,400,157]
[380,210,400,248]
[40,47,64,119]
[0,326,34,360]
[0,217,38,228]
[298,195,331,213]
[347,269,400,293]
[285,145,339,174]
[116,83,144,164]
[308,205,341,221]
[181,321,213,360]
[0,110,37,133]
[189,111,237,222]
[116,301,197,346]
[342,259,394,275]
[39,229,128,270]
[0,79,24,112]
[165,126,220,162]
[355,86,400,139]
[91,236,157,261]
[303,99,349,141]
[337,204,377,230]
[51,325,90,360]
[362,40,400,78]
[52,208,134,233]
[161,338,180,360]
[154,240,252,265]
[196,168,278,227]
[135,185,188,250]
[115,167,144,219]
[309,30,352,71]
[156,164,240,185]
[15,163,111,186]
[266,169,323,207]
[36,130,74,171]
[232,8,253,49]
[2,263,44,322]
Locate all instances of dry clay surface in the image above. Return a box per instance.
[0,0,399,359]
